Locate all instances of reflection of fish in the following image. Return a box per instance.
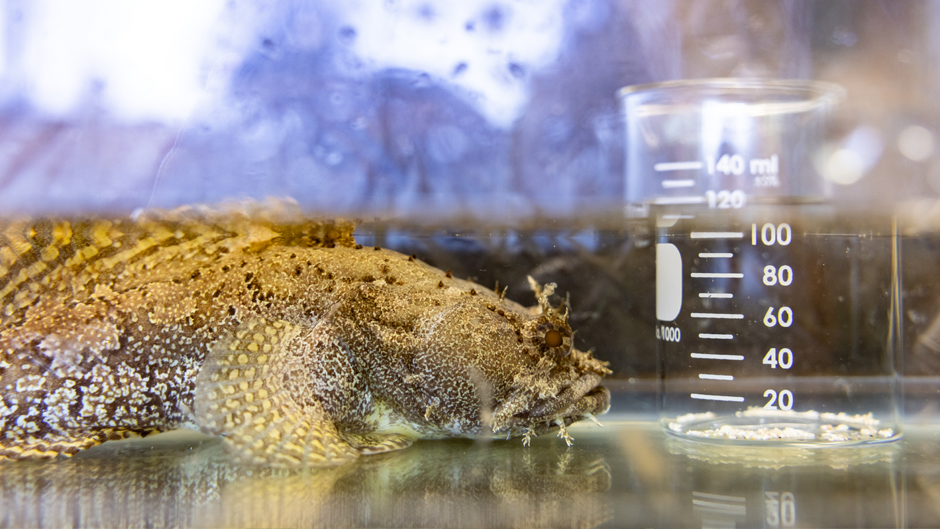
[0,200,610,467]
[0,432,611,528]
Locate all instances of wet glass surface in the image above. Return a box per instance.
[2,410,938,528]
[0,3,938,528]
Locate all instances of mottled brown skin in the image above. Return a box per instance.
[0,202,610,467]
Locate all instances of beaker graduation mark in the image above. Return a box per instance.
[654,196,706,205]
[690,393,745,403]
[654,161,703,172]
[691,312,744,319]
[661,214,695,220]
[699,333,734,340]
[691,231,744,239]
[691,353,744,360]
[699,374,734,381]
[662,179,695,188]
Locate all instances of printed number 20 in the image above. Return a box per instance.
[763,389,793,410]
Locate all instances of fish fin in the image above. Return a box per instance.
[132,198,358,250]
[0,430,105,460]
[342,432,414,455]
[193,318,359,468]
[0,426,159,460]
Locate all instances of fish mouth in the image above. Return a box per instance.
[527,372,608,419]
[496,372,611,435]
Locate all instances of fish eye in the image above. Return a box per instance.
[544,329,563,348]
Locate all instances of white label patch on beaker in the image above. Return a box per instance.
[656,243,682,321]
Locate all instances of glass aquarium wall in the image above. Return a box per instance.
[0,0,938,420]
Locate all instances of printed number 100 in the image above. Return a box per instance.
[752,223,792,246]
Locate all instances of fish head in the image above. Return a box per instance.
[415,278,610,441]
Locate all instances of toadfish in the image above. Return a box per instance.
[0,201,610,467]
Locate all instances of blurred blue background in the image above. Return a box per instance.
[0,0,934,217]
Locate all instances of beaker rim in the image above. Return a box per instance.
[618,78,845,105]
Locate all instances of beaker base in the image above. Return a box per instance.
[663,408,901,446]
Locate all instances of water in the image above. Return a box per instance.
[654,203,901,444]
[1,418,929,528]
[1,215,939,527]
[900,214,940,376]
[354,215,904,443]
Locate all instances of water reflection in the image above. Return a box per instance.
[0,431,611,528]
[665,436,901,469]
[5,421,939,528]
[663,436,903,529]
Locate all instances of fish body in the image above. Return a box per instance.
[0,202,610,467]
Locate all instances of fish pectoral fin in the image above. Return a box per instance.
[342,432,414,455]
[193,318,359,468]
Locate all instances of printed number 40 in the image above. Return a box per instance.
[763,347,793,369]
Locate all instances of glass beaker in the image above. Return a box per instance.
[620,79,901,445]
